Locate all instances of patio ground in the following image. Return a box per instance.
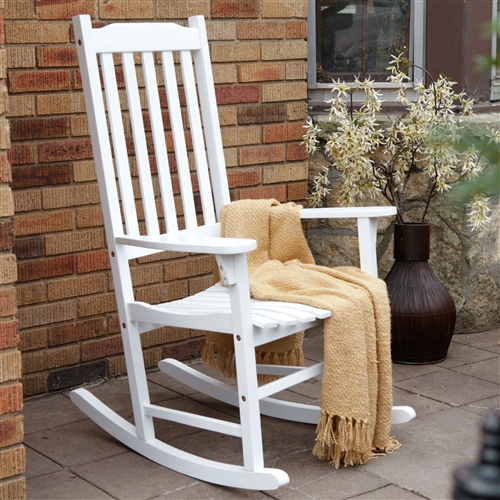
[24,326,499,500]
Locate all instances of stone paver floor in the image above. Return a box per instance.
[24,327,500,500]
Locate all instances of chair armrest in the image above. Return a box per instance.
[115,234,257,255]
[300,206,397,278]
[300,206,397,219]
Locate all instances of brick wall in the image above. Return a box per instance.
[0,0,26,496]
[4,0,309,398]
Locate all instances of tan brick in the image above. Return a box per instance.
[239,144,285,166]
[36,0,94,20]
[206,20,237,40]
[0,350,22,383]
[76,206,103,229]
[224,147,238,167]
[239,184,287,201]
[217,105,238,126]
[135,280,188,304]
[19,327,48,352]
[5,22,68,44]
[99,0,155,19]
[238,62,285,83]
[262,81,308,102]
[0,186,13,218]
[6,46,35,69]
[143,347,163,369]
[189,274,215,295]
[37,93,85,115]
[288,181,308,201]
[7,95,36,117]
[48,274,107,301]
[130,264,163,287]
[14,211,73,236]
[164,255,215,282]
[18,301,76,329]
[70,114,89,136]
[261,40,308,61]
[77,292,117,317]
[0,477,26,500]
[0,416,24,448]
[42,184,100,209]
[13,190,42,213]
[73,160,97,182]
[0,288,17,318]
[157,0,210,19]
[262,0,308,19]
[212,64,237,85]
[22,345,79,374]
[6,0,33,19]
[0,117,11,150]
[221,125,260,147]
[44,228,105,256]
[0,254,17,285]
[263,161,308,184]
[286,61,307,80]
[0,445,25,480]
[141,326,189,349]
[211,43,260,63]
[238,21,285,39]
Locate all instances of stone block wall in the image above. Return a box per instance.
[3,0,310,397]
[0,0,25,497]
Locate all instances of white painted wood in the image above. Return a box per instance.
[71,14,415,490]
[391,406,417,424]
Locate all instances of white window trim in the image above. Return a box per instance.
[307,0,426,104]
[491,0,500,101]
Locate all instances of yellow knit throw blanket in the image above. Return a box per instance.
[202,199,400,467]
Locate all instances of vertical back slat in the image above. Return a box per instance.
[101,52,140,236]
[161,50,198,230]
[122,52,159,236]
[141,51,179,233]
[188,16,231,219]
[180,50,216,225]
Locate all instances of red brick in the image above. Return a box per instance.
[76,250,110,274]
[239,144,285,166]
[13,236,44,260]
[163,338,205,361]
[286,142,308,161]
[82,335,124,362]
[212,0,259,18]
[263,123,305,143]
[0,221,14,252]
[227,167,261,187]
[0,320,19,350]
[10,117,70,141]
[0,153,11,183]
[14,211,74,237]
[17,255,75,283]
[0,416,23,448]
[36,0,94,20]
[286,21,307,39]
[8,70,71,93]
[8,143,36,166]
[0,383,23,415]
[238,62,285,83]
[12,164,71,189]
[0,14,5,45]
[38,139,93,163]
[215,85,260,105]
[36,45,79,67]
[72,68,82,90]
[48,318,106,346]
[239,185,287,202]
[0,288,17,318]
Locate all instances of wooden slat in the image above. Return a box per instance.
[161,50,197,230]
[122,51,159,236]
[100,52,139,236]
[141,51,178,233]
[180,50,216,225]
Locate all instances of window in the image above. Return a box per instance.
[307,0,426,103]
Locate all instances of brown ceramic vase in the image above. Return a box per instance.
[384,223,456,364]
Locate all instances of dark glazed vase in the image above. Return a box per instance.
[385,224,456,364]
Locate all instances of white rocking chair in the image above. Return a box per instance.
[71,14,415,490]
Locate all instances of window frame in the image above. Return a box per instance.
[491,0,499,101]
[307,0,427,103]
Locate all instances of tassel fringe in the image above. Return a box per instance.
[312,411,399,469]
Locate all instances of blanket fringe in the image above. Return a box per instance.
[201,340,304,383]
[313,411,388,469]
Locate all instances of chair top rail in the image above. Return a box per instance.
[86,19,201,54]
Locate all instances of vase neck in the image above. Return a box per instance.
[394,224,430,261]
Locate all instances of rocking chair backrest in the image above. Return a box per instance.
[73,15,230,259]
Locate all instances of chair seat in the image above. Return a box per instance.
[128,283,331,335]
